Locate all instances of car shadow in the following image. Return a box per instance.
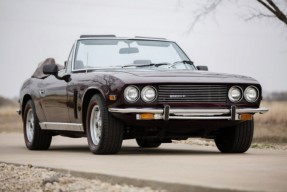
[118,146,220,156]
[45,145,220,156]
[49,145,90,153]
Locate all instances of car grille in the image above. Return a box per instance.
[158,85,227,103]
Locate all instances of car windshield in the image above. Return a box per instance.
[73,39,196,70]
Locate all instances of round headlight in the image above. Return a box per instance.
[244,86,259,102]
[124,86,139,103]
[141,86,157,103]
[228,86,242,102]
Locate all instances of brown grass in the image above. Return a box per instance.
[0,106,22,133]
[255,101,287,126]
[0,101,286,145]
[253,101,287,144]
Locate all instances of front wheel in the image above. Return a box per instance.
[86,94,124,154]
[214,120,254,153]
[23,100,52,150]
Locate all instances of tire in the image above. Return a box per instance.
[86,94,124,154]
[23,100,52,150]
[214,119,254,153]
[136,138,161,148]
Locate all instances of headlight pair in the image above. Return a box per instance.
[124,85,157,103]
[228,86,259,103]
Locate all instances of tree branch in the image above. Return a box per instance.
[257,0,287,26]
[187,0,222,32]
[266,0,282,13]
[257,0,277,15]
[187,0,287,32]
[245,13,276,21]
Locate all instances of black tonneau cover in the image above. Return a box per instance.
[32,58,64,79]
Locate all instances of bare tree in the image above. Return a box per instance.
[188,0,287,31]
[256,0,287,25]
[187,0,222,33]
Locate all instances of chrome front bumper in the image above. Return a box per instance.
[108,106,268,120]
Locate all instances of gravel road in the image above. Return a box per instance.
[0,163,165,192]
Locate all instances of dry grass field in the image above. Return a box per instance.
[253,101,287,143]
[0,100,286,147]
[0,106,22,133]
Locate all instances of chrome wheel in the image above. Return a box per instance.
[26,109,34,143]
[90,105,102,145]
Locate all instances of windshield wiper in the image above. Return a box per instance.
[167,60,194,69]
[121,62,171,68]
[121,61,194,69]
[172,60,193,65]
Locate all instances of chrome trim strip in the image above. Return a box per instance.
[169,116,231,120]
[71,40,78,72]
[40,122,84,132]
[170,108,230,114]
[173,113,226,116]
[237,108,269,114]
[109,108,163,113]
[108,107,269,120]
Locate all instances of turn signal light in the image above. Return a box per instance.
[137,113,154,120]
[240,113,252,120]
[108,95,117,101]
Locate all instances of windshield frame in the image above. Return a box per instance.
[71,38,194,72]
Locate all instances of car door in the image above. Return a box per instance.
[40,69,70,123]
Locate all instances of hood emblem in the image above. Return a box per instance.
[169,95,186,98]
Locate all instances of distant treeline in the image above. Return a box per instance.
[0,96,17,107]
[264,92,287,101]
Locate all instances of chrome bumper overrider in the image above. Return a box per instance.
[108,106,269,120]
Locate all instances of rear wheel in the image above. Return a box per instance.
[136,138,161,148]
[23,100,52,150]
[214,120,254,153]
[86,94,124,154]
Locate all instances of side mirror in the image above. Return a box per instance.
[43,63,59,76]
[197,66,208,71]
[43,63,71,82]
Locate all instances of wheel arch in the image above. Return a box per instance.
[21,94,32,120]
[81,88,106,132]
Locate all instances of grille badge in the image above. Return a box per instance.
[169,95,186,98]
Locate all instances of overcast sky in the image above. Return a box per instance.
[0,0,286,98]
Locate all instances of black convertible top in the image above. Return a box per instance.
[32,58,64,79]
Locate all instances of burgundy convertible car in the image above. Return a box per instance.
[18,35,268,154]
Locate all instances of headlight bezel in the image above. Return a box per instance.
[244,86,259,103]
[228,86,243,103]
[124,85,140,103]
[141,86,157,103]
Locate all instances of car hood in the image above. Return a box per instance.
[108,70,259,85]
